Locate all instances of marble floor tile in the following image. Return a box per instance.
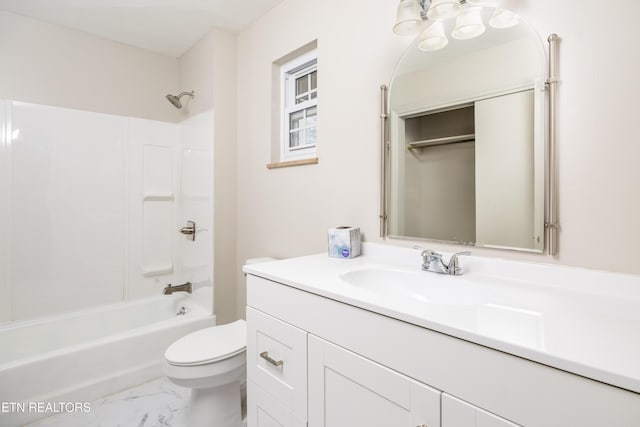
[26,378,190,427]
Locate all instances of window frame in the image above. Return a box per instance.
[281,50,318,161]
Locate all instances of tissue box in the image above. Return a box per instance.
[328,227,361,258]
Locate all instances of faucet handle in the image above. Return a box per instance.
[414,246,443,271]
[448,251,471,275]
[422,249,441,258]
[413,245,441,258]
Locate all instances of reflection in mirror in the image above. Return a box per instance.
[387,10,546,252]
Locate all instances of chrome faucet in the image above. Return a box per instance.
[162,282,192,295]
[419,249,471,276]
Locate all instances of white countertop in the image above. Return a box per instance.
[244,243,640,394]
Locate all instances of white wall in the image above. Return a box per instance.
[209,31,239,325]
[237,0,640,318]
[236,0,411,319]
[178,29,238,325]
[0,11,180,122]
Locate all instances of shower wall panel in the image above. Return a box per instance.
[10,102,126,321]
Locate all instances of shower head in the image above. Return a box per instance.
[166,91,195,109]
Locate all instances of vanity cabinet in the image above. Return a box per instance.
[246,274,640,427]
[247,305,512,427]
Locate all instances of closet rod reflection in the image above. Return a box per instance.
[407,133,475,149]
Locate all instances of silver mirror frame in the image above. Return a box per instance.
[379,33,560,255]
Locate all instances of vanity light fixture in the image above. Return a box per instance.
[393,0,520,51]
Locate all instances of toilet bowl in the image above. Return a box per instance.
[164,319,247,427]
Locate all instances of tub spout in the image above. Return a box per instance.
[163,282,192,295]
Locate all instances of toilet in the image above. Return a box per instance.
[163,320,247,427]
[163,258,275,427]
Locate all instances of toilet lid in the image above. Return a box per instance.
[165,319,246,366]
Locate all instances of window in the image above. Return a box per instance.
[281,50,317,161]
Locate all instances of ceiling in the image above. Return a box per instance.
[0,0,284,57]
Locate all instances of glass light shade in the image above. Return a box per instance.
[426,0,462,21]
[451,7,485,40]
[466,0,495,5]
[393,0,423,36]
[489,8,520,29]
[418,22,449,52]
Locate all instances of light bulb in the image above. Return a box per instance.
[466,0,495,5]
[427,0,462,21]
[418,22,449,52]
[393,0,423,36]
[489,8,520,29]
[451,6,485,40]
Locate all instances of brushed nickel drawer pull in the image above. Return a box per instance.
[260,351,284,367]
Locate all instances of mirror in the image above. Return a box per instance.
[387,11,547,252]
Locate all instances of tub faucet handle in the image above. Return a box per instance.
[180,221,196,241]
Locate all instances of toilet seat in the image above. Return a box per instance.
[165,319,246,366]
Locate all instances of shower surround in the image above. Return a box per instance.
[0,100,215,426]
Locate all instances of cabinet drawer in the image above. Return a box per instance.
[247,306,307,420]
[247,381,306,427]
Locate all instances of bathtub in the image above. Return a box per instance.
[0,290,215,426]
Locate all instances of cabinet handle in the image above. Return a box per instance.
[260,351,284,367]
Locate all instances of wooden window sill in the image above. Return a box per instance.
[266,157,318,169]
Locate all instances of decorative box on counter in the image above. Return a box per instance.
[327,226,361,258]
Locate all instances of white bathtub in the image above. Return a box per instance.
[0,291,215,426]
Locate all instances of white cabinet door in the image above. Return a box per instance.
[247,381,306,427]
[442,393,520,427]
[308,335,440,427]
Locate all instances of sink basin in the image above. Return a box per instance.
[339,267,546,348]
[339,267,482,305]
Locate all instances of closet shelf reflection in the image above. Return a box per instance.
[407,133,475,150]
